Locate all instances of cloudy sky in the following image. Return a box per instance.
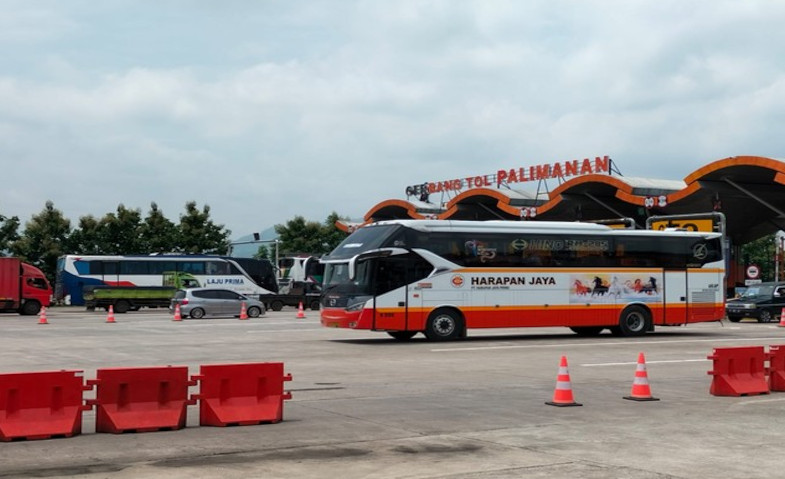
[1,1,784,239]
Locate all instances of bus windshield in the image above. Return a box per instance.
[322,224,403,260]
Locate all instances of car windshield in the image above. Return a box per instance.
[740,285,775,298]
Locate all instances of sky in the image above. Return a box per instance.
[2,1,785,241]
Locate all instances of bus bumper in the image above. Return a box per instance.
[320,308,365,329]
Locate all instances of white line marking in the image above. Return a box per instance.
[582,359,710,367]
[431,336,785,353]
[735,397,785,406]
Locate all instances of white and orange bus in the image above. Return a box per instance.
[319,220,725,341]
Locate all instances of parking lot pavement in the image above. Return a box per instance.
[2,308,785,478]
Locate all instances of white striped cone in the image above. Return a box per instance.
[546,356,582,407]
[624,352,660,401]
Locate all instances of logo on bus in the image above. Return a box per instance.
[451,275,464,288]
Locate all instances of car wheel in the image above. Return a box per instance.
[727,316,742,323]
[189,308,205,319]
[616,305,650,337]
[424,308,464,341]
[569,326,604,336]
[247,306,262,318]
[759,310,773,323]
[388,331,417,341]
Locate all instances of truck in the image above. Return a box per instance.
[83,272,200,313]
[261,280,322,311]
[0,257,52,315]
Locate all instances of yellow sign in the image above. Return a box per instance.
[650,219,714,232]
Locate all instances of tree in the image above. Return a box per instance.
[96,205,144,254]
[10,201,71,283]
[68,215,103,254]
[742,233,778,282]
[321,212,351,253]
[275,213,350,256]
[139,202,178,253]
[254,245,271,260]
[0,212,20,254]
[178,201,231,254]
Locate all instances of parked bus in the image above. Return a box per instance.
[319,220,725,341]
[279,255,325,283]
[56,254,278,306]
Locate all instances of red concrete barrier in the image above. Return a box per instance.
[767,345,785,392]
[191,363,292,426]
[86,366,196,434]
[707,346,770,396]
[0,370,91,441]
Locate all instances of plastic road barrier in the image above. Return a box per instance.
[767,345,785,392]
[0,370,91,441]
[86,366,196,434]
[707,346,770,396]
[191,362,293,426]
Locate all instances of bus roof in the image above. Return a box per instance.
[369,219,721,238]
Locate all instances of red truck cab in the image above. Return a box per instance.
[0,258,52,315]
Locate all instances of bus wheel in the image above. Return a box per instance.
[616,305,650,337]
[271,300,284,312]
[20,300,41,316]
[114,300,131,314]
[425,309,464,341]
[569,326,604,336]
[388,331,417,341]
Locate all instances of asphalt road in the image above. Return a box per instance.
[1,307,784,478]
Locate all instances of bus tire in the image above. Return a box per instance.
[20,300,41,316]
[616,305,650,337]
[247,306,262,318]
[569,326,604,336]
[190,308,205,319]
[309,300,320,311]
[425,308,464,341]
[114,300,131,314]
[271,300,284,312]
[388,331,417,341]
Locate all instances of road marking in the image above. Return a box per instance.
[431,336,785,353]
[582,358,709,367]
[734,397,785,406]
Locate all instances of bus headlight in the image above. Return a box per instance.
[346,301,365,312]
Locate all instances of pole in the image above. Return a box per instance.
[275,240,280,279]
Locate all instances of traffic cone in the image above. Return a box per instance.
[778,308,785,327]
[106,305,116,323]
[546,356,582,407]
[296,302,306,319]
[239,302,248,320]
[172,303,182,322]
[624,352,660,401]
[37,307,48,325]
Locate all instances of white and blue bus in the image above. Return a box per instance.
[55,254,279,306]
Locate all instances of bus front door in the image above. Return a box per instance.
[371,256,414,332]
[664,270,688,325]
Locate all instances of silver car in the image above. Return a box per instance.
[169,288,265,319]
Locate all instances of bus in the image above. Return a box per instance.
[279,255,325,283]
[319,220,725,341]
[56,254,279,306]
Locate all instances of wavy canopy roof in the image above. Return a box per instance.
[355,156,785,244]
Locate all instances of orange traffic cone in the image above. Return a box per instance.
[37,307,48,325]
[239,302,248,320]
[546,356,582,407]
[296,302,306,319]
[106,305,116,323]
[779,308,785,327]
[624,352,660,401]
[172,303,182,322]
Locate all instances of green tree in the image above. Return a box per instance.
[139,202,178,253]
[10,201,71,283]
[96,205,144,254]
[742,233,778,282]
[274,213,350,256]
[68,215,103,254]
[178,201,231,254]
[254,245,271,260]
[0,212,20,254]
